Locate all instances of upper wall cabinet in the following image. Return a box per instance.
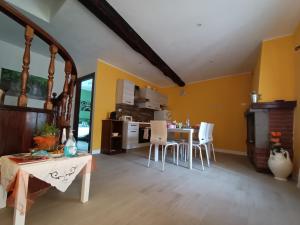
[137,88,168,110]
[116,79,135,105]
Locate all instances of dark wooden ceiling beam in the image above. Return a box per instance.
[78,0,185,87]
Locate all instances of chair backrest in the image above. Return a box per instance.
[198,122,208,141]
[206,123,214,141]
[150,120,167,145]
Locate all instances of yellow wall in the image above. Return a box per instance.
[92,61,251,153]
[252,50,261,92]
[258,35,296,101]
[253,26,300,177]
[92,60,158,151]
[160,73,252,153]
[293,24,300,174]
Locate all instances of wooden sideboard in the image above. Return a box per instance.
[245,101,297,172]
[0,105,53,156]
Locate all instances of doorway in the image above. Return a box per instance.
[73,73,95,152]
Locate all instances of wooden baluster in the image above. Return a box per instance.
[60,61,72,125]
[44,45,58,110]
[17,25,34,107]
[51,92,59,125]
[66,74,76,124]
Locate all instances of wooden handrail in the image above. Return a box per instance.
[0,1,77,76]
[0,1,77,129]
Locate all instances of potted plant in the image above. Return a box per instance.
[33,123,60,150]
[268,131,293,181]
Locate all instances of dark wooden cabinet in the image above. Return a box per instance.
[246,101,296,172]
[0,105,53,156]
[101,120,125,154]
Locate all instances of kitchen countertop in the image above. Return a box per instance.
[138,122,150,124]
[122,121,150,124]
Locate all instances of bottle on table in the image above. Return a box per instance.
[64,130,77,157]
[61,128,67,144]
[186,114,190,128]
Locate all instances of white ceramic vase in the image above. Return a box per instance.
[268,150,293,181]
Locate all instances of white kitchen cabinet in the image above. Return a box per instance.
[122,122,139,149]
[116,79,135,105]
[138,88,156,100]
[137,88,168,110]
[137,102,161,110]
[154,110,172,121]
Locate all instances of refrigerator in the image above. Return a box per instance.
[154,110,172,121]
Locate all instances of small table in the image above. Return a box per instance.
[0,154,92,225]
[154,128,194,169]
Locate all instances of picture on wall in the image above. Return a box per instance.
[0,68,47,100]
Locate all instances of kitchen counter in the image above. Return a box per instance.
[122,121,151,150]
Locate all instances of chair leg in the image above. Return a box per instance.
[211,142,216,162]
[198,146,204,171]
[173,146,175,163]
[162,146,168,171]
[183,145,186,162]
[179,144,183,160]
[176,144,179,166]
[204,144,210,167]
[186,144,189,162]
[147,144,152,167]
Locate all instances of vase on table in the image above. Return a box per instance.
[268,149,293,181]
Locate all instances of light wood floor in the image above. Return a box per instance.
[1,149,300,225]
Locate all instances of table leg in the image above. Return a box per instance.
[81,160,92,203]
[154,144,159,162]
[13,171,29,225]
[189,131,193,170]
[0,184,7,208]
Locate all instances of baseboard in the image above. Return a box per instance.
[215,148,247,156]
[92,149,101,155]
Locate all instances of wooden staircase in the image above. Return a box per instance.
[0,1,77,156]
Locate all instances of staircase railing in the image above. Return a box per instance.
[0,1,77,129]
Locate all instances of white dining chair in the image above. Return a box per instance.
[147,120,179,171]
[192,122,208,170]
[206,123,216,162]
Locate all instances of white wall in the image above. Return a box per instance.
[0,39,65,108]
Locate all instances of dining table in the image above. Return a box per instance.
[0,153,92,225]
[154,128,194,169]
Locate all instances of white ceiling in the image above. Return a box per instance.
[1,0,300,86]
[6,0,66,22]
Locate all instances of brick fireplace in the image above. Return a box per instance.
[246,101,297,172]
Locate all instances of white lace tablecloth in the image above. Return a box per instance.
[0,154,92,210]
